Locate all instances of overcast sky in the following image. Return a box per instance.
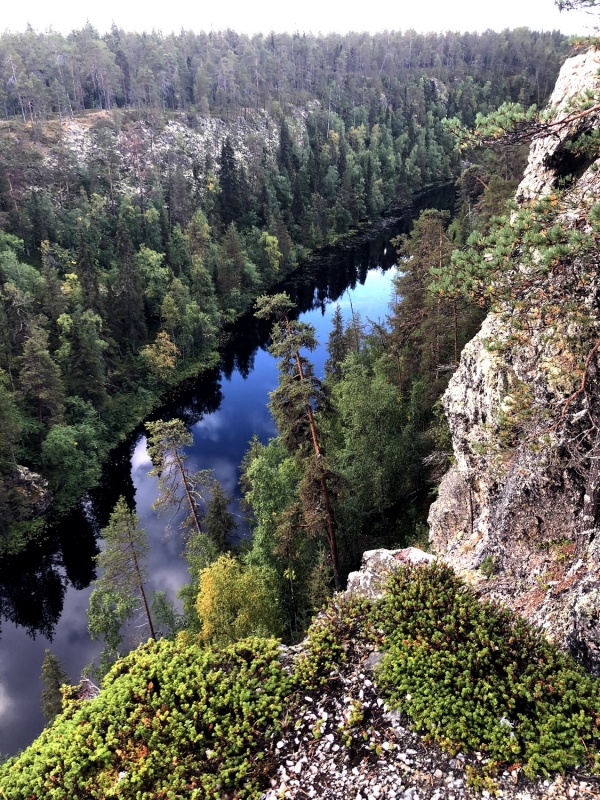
[0,0,596,37]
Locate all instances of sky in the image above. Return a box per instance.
[0,0,596,37]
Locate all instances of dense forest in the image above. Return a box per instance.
[0,27,570,553]
[0,27,566,120]
[2,15,600,796]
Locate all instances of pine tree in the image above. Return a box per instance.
[255,293,341,589]
[40,649,68,723]
[145,418,214,541]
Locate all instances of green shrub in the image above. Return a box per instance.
[372,562,600,777]
[292,595,373,689]
[479,554,495,578]
[0,636,290,799]
[2,563,598,798]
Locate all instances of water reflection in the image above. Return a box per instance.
[0,184,454,754]
[0,544,65,641]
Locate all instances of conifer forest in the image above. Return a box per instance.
[1,15,600,798]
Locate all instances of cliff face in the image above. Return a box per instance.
[428,51,600,674]
[33,108,301,199]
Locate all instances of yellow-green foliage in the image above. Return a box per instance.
[196,554,282,644]
[0,636,290,800]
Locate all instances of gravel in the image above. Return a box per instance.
[260,637,600,800]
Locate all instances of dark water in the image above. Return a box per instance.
[0,186,453,756]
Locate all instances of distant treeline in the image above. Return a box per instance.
[0,27,569,123]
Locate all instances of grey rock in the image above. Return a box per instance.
[9,465,51,518]
[364,651,384,671]
[345,548,435,600]
[428,50,600,674]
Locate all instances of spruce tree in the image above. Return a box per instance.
[217,137,241,228]
[40,649,68,723]
[74,227,101,314]
[112,211,147,353]
[205,483,237,552]
[87,497,155,664]
[325,304,351,383]
[18,323,65,427]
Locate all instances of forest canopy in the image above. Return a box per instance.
[0,26,571,551]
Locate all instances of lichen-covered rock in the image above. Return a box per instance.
[43,108,306,199]
[11,465,51,517]
[429,50,600,674]
[568,560,600,673]
[517,50,600,203]
[345,547,435,601]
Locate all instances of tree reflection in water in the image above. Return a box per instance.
[0,184,454,754]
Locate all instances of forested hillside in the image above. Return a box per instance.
[2,17,600,794]
[0,28,569,551]
[0,27,566,120]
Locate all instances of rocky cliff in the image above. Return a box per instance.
[429,50,600,674]
[35,106,302,199]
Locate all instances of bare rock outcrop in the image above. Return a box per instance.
[43,108,300,199]
[345,547,435,601]
[11,465,51,516]
[429,50,600,673]
[517,51,600,203]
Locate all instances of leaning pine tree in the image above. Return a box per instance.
[145,418,232,626]
[146,418,212,540]
[255,293,341,590]
[145,418,223,563]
